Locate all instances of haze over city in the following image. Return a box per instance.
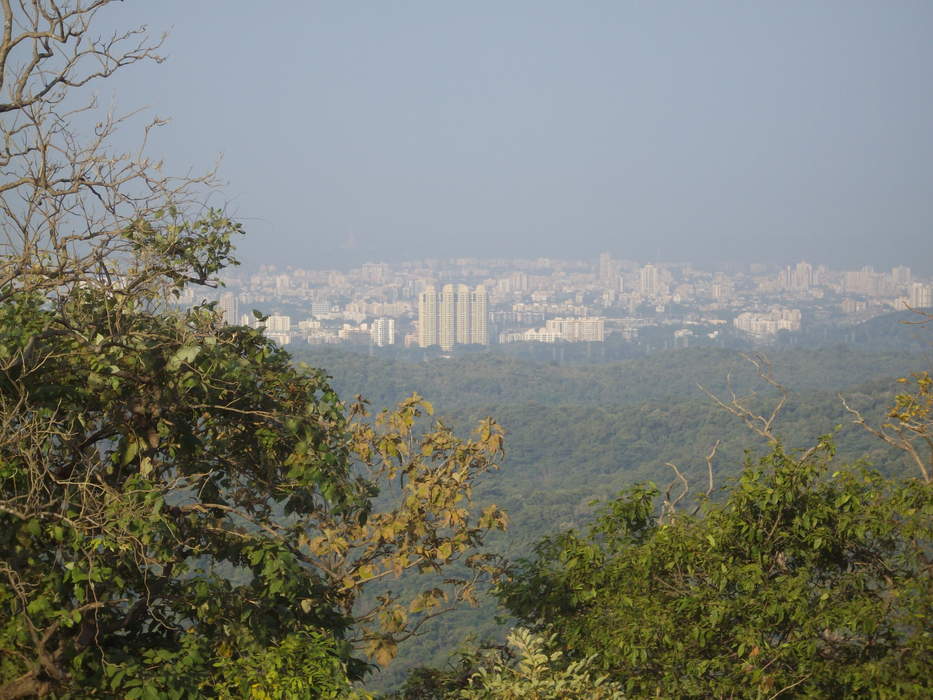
[101,1,933,272]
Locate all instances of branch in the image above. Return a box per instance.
[689,439,719,517]
[658,461,689,525]
[698,353,787,445]
[841,394,931,484]
[658,440,720,524]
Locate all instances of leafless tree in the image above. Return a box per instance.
[698,352,786,445]
[658,352,789,524]
[658,439,718,525]
[0,0,219,307]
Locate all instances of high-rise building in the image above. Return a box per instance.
[781,261,814,291]
[418,286,438,347]
[510,271,529,292]
[598,252,616,284]
[417,284,489,348]
[218,292,238,325]
[640,264,659,296]
[892,266,912,286]
[266,314,291,333]
[847,266,879,296]
[794,261,813,290]
[439,284,456,351]
[275,274,290,295]
[545,317,604,342]
[470,285,488,345]
[733,308,802,336]
[265,313,291,345]
[370,318,396,347]
[456,284,472,346]
[310,301,330,317]
[909,282,932,309]
[361,262,389,283]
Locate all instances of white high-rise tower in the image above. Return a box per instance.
[456,284,472,346]
[470,285,488,345]
[640,264,659,296]
[417,284,489,348]
[418,286,438,347]
[439,284,456,351]
[218,292,238,325]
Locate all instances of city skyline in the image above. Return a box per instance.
[216,252,933,351]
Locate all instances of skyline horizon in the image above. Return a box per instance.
[227,250,930,277]
[97,2,933,276]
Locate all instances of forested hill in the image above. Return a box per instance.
[293,346,929,412]
[292,346,926,550]
[291,345,929,692]
[293,345,926,551]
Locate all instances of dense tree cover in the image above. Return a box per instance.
[307,349,919,573]
[1,282,507,696]
[392,628,626,699]
[294,346,929,415]
[342,352,923,691]
[394,374,932,698]
[0,3,506,696]
[777,309,933,352]
[498,441,931,697]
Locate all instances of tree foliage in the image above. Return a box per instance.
[454,628,625,700]
[498,435,932,698]
[386,628,624,700]
[0,3,506,697]
[302,343,925,691]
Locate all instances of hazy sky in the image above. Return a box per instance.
[98,1,933,271]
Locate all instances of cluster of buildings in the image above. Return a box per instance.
[417,284,488,350]
[216,292,398,347]
[500,317,605,344]
[733,308,802,337]
[196,253,932,351]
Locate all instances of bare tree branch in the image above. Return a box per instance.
[657,440,720,524]
[841,392,931,484]
[698,353,787,445]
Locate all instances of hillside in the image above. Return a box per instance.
[289,346,928,692]
[294,346,929,412]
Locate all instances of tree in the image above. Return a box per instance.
[843,370,933,484]
[0,3,506,697]
[386,629,624,700]
[497,383,933,697]
[455,628,625,700]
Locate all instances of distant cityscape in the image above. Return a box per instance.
[197,255,933,351]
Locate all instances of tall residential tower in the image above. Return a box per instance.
[417,286,438,348]
[418,284,489,349]
[470,285,488,345]
[439,284,456,351]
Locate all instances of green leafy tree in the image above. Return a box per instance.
[499,432,932,697]
[386,629,624,700]
[456,628,625,700]
[0,3,506,697]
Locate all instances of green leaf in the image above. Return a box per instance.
[166,344,200,371]
[122,439,139,466]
